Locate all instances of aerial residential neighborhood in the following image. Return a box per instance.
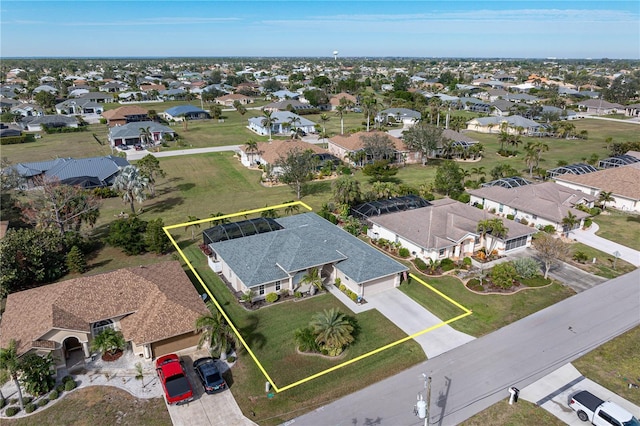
[0,2,639,426]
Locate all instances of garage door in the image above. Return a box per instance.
[362,276,396,297]
[151,332,201,358]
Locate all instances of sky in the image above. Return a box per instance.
[1,1,639,59]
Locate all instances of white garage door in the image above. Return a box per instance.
[362,275,396,297]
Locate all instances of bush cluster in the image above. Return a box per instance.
[25,402,37,413]
[48,389,59,400]
[5,406,20,417]
[265,292,279,303]
[398,247,410,258]
[414,258,428,271]
[64,379,77,391]
[512,257,541,279]
[38,398,49,407]
[440,258,455,271]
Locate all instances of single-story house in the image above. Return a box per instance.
[204,213,408,300]
[466,115,545,135]
[99,81,129,93]
[10,155,129,189]
[577,99,625,115]
[367,198,535,261]
[108,121,175,147]
[162,105,210,121]
[0,123,22,138]
[491,99,515,116]
[75,92,116,103]
[468,181,596,234]
[375,108,422,126]
[327,131,422,166]
[623,103,640,117]
[238,139,327,169]
[55,98,104,116]
[554,162,640,212]
[102,105,150,127]
[248,111,316,137]
[20,115,79,132]
[263,99,316,113]
[32,84,57,95]
[10,103,44,118]
[0,261,210,369]
[329,92,358,110]
[215,93,253,107]
[269,90,300,100]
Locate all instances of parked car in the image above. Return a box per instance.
[134,143,143,151]
[569,390,640,425]
[156,354,194,405]
[119,144,130,150]
[193,357,227,394]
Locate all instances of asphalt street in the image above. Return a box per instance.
[290,269,640,426]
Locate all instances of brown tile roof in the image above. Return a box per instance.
[329,92,357,106]
[242,140,327,165]
[102,105,149,120]
[468,182,595,223]
[0,261,209,356]
[328,131,407,152]
[555,162,640,201]
[140,84,166,91]
[216,93,252,101]
[369,198,534,250]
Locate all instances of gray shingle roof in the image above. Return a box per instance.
[210,213,407,287]
[109,121,174,139]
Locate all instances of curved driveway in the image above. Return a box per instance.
[570,222,640,267]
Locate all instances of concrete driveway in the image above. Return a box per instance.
[164,352,257,426]
[521,363,640,424]
[571,222,640,267]
[365,288,475,358]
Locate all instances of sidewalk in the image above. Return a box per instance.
[570,222,640,267]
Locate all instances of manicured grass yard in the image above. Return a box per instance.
[566,242,636,279]
[182,245,426,425]
[593,210,640,251]
[461,399,564,426]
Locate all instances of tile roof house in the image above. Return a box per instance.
[367,198,535,262]
[327,131,423,166]
[329,92,358,110]
[248,111,316,137]
[577,99,625,115]
[101,105,150,127]
[204,213,408,300]
[55,98,104,116]
[108,121,175,147]
[554,162,640,213]
[215,93,254,107]
[0,261,210,368]
[238,139,327,169]
[375,108,422,126]
[466,115,545,135]
[20,114,79,132]
[468,182,596,234]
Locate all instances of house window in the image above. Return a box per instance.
[505,236,528,251]
[275,282,281,291]
[475,236,481,244]
[438,248,446,257]
[92,319,115,336]
[499,204,504,213]
[532,214,537,220]
[258,285,265,296]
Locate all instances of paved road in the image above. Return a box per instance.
[570,222,640,267]
[291,269,640,426]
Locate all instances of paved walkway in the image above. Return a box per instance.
[326,285,475,359]
[521,363,640,424]
[570,222,640,267]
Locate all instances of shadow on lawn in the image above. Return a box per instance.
[238,314,267,350]
[141,196,184,213]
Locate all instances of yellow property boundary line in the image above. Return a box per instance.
[164,201,472,393]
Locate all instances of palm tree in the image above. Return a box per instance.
[362,96,378,132]
[209,212,230,226]
[185,215,201,240]
[562,211,579,237]
[476,218,509,257]
[244,139,259,166]
[112,165,149,213]
[471,166,486,181]
[91,328,126,358]
[309,308,354,356]
[138,126,152,147]
[332,175,361,205]
[284,201,300,216]
[195,302,238,360]
[288,116,301,138]
[334,104,347,135]
[261,110,275,141]
[0,339,24,410]
[598,191,614,210]
[319,113,330,135]
[300,267,324,295]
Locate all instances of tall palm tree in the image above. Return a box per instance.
[562,211,579,236]
[300,267,324,295]
[288,116,301,138]
[334,104,347,135]
[598,191,614,210]
[185,215,201,240]
[138,126,152,147]
[0,339,24,410]
[261,110,275,141]
[471,166,486,181]
[309,308,354,356]
[244,139,259,166]
[362,96,378,132]
[319,113,330,135]
[195,302,238,360]
[477,218,509,257]
[112,165,149,214]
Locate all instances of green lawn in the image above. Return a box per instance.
[399,273,575,337]
[567,242,636,279]
[462,399,564,426]
[593,210,640,251]
[572,326,640,406]
[182,244,426,425]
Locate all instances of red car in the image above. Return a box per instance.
[155,354,194,405]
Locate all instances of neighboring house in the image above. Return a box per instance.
[0,123,22,138]
[576,99,625,115]
[367,198,535,261]
[204,213,408,300]
[238,139,327,170]
[99,81,129,92]
[623,103,640,117]
[215,93,253,107]
[466,115,545,135]
[458,97,491,113]
[159,88,187,100]
[10,102,44,118]
[102,105,150,127]
[263,99,316,113]
[162,105,210,121]
[327,130,422,165]
[269,90,299,100]
[329,92,358,110]
[10,155,129,188]
[554,162,640,212]
[0,261,210,369]
[491,99,515,116]
[139,83,166,93]
[375,108,422,127]
[247,111,316,136]
[468,181,596,234]
[32,84,57,95]
[108,121,175,147]
[75,91,116,103]
[546,163,598,179]
[21,114,79,132]
[55,98,104,116]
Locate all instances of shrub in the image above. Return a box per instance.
[506,214,515,220]
[49,390,59,400]
[339,284,346,292]
[519,218,528,225]
[414,258,427,271]
[64,379,77,391]
[23,397,32,404]
[474,203,484,210]
[5,406,20,417]
[490,262,518,289]
[278,288,289,297]
[334,277,341,287]
[92,187,119,198]
[56,384,65,393]
[226,356,236,363]
[543,225,556,234]
[440,258,455,271]
[25,402,37,413]
[590,207,601,216]
[349,291,358,301]
[467,278,484,292]
[462,257,472,268]
[265,292,279,303]
[512,257,541,279]
[0,398,4,409]
[456,193,470,204]
[294,327,320,353]
[398,247,410,258]
[573,251,589,263]
[294,291,302,298]
[583,217,592,228]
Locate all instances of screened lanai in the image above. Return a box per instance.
[203,217,283,244]
[350,195,431,220]
[481,176,532,188]
[546,163,597,179]
[598,155,640,169]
